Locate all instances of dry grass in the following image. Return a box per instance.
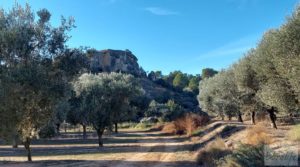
[162,122,177,134]
[288,124,300,141]
[196,137,231,166]
[243,125,273,145]
[162,113,209,136]
[149,123,164,132]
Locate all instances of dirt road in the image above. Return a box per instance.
[0,130,198,167]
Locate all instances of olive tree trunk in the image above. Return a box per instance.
[267,108,277,129]
[114,123,118,133]
[23,137,32,161]
[237,111,243,123]
[12,133,18,148]
[251,111,256,125]
[56,123,60,134]
[96,129,104,147]
[82,124,87,139]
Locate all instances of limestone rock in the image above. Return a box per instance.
[89,49,146,77]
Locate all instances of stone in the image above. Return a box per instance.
[89,49,146,77]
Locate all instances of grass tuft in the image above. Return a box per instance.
[288,124,300,141]
[244,125,273,145]
[196,137,231,166]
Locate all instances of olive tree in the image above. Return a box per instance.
[0,4,75,161]
[73,73,142,146]
[233,51,261,124]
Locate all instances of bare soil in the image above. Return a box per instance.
[0,120,298,167]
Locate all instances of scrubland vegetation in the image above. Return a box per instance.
[0,2,300,167]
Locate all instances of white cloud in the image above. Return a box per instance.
[145,7,179,16]
[197,35,259,60]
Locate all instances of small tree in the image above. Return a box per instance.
[73,73,142,146]
[173,73,189,89]
[201,68,218,79]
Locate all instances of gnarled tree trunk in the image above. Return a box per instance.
[251,111,256,125]
[114,123,118,133]
[237,111,243,123]
[12,133,18,148]
[56,123,60,134]
[96,129,104,147]
[82,124,87,139]
[23,137,32,161]
[267,107,277,129]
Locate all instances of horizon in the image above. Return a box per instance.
[1,0,299,75]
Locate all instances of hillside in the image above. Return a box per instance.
[88,49,199,112]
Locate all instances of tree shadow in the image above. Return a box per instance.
[0,126,245,157]
[1,160,199,167]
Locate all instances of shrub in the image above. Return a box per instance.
[196,137,231,166]
[162,113,209,136]
[217,144,265,167]
[134,122,154,129]
[119,122,138,129]
[244,125,273,145]
[149,123,164,131]
[162,122,177,134]
[38,123,56,139]
[288,124,300,141]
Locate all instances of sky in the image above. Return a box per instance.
[0,0,299,75]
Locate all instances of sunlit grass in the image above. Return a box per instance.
[288,124,300,141]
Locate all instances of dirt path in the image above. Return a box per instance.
[0,130,198,167]
[1,121,297,167]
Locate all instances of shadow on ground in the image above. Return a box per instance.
[0,160,199,167]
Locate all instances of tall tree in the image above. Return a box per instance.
[0,4,75,161]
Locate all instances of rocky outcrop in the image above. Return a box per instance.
[89,49,146,77]
[88,49,199,111]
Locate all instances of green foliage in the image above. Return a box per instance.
[148,71,162,81]
[145,100,185,122]
[134,122,155,129]
[188,77,200,93]
[198,70,240,120]
[0,3,76,145]
[198,6,300,124]
[38,123,57,139]
[162,100,185,122]
[73,72,143,145]
[173,72,189,89]
[201,68,218,79]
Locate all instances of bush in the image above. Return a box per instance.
[119,122,138,129]
[288,124,300,141]
[196,137,231,166]
[244,125,273,145]
[162,113,209,136]
[149,123,164,131]
[38,123,56,139]
[162,122,177,134]
[217,144,265,167]
[134,122,154,129]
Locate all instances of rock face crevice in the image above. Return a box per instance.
[89,49,146,77]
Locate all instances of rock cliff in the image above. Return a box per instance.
[89,49,146,77]
[88,49,199,111]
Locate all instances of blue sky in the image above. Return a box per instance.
[1,0,299,74]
